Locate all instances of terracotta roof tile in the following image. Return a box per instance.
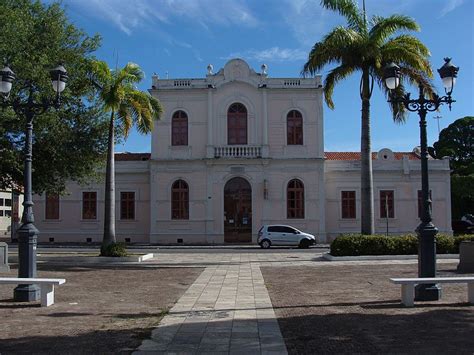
[115,153,151,161]
[324,152,420,160]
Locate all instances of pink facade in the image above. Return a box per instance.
[32,59,452,244]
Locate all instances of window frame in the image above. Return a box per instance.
[45,192,60,220]
[82,191,97,220]
[171,110,188,146]
[379,190,395,219]
[341,190,356,219]
[171,180,189,220]
[286,110,303,145]
[227,103,248,145]
[120,191,136,220]
[287,179,305,219]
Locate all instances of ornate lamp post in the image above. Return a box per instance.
[0,63,68,301]
[383,58,459,301]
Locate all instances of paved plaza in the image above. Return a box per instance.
[1,246,471,354]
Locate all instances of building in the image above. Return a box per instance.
[0,189,23,239]
[32,59,452,244]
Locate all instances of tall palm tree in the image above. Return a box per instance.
[91,61,163,255]
[303,0,433,234]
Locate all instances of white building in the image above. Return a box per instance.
[32,59,452,244]
[0,189,23,238]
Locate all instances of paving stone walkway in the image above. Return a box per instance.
[135,263,287,354]
[134,251,459,354]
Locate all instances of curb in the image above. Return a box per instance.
[8,253,154,264]
[322,253,459,261]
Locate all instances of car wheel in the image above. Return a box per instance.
[260,239,271,249]
[299,239,310,249]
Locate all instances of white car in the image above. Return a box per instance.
[257,225,316,249]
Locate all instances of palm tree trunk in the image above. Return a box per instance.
[102,111,116,253]
[360,68,374,235]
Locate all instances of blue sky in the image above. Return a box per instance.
[57,0,473,153]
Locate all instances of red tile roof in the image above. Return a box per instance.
[115,153,151,161]
[324,152,420,160]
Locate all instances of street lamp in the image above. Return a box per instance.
[0,63,68,301]
[383,58,459,301]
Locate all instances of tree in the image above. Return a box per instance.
[303,0,433,234]
[431,116,473,219]
[0,0,109,193]
[432,116,473,176]
[90,61,163,255]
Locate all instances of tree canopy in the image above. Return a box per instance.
[0,0,110,193]
[432,116,473,176]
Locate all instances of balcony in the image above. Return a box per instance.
[214,145,262,158]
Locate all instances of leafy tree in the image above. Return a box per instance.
[432,116,473,176]
[303,0,433,234]
[0,0,109,193]
[90,60,162,255]
[431,117,474,219]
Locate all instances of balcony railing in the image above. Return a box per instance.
[214,145,262,158]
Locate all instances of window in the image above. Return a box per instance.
[0,199,3,206]
[5,199,11,207]
[287,110,303,145]
[82,192,97,220]
[380,190,394,218]
[227,103,247,145]
[341,191,356,219]
[172,180,189,219]
[172,110,188,146]
[45,193,60,220]
[0,210,3,217]
[4,210,11,217]
[287,179,305,219]
[418,190,432,219]
[120,192,135,220]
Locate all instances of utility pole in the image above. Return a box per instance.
[433,115,442,135]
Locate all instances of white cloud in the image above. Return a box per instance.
[67,0,258,35]
[439,0,464,17]
[223,47,307,62]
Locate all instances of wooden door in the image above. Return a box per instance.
[224,177,252,243]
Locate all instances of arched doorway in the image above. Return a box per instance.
[224,177,252,243]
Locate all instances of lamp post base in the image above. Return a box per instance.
[13,284,40,302]
[14,222,40,302]
[415,284,442,301]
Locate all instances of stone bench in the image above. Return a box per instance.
[0,278,66,307]
[390,277,474,307]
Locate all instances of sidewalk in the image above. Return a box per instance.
[135,263,287,354]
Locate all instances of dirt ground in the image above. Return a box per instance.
[261,262,474,354]
[0,264,202,354]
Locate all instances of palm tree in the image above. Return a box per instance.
[303,0,433,234]
[91,61,163,255]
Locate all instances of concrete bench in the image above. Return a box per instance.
[390,277,474,307]
[0,278,66,307]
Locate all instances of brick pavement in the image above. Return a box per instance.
[134,250,459,354]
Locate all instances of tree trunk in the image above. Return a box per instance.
[360,69,374,234]
[102,111,116,253]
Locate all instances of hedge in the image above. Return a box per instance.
[330,234,474,256]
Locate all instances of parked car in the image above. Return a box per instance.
[257,225,316,249]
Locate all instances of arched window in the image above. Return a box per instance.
[171,180,189,219]
[287,179,304,219]
[172,110,188,146]
[227,103,247,145]
[287,110,303,145]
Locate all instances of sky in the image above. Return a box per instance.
[53,0,473,153]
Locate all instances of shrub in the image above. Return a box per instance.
[330,233,473,256]
[100,242,128,257]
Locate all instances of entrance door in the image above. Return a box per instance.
[224,177,252,243]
